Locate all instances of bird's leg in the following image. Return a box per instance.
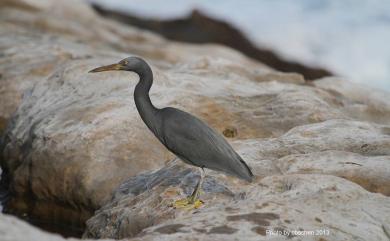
[173,167,205,209]
[189,167,205,204]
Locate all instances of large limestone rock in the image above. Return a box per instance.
[84,119,390,240]
[131,173,390,241]
[0,0,390,240]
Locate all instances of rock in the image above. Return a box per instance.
[0,0,324,226]
[0,212,113,241]
[0,213,70,241]
[0,0,309,230]
[0,0,390,240]
[84,119,390,240]
[276,150,390,195]
[0,0,296,132]
[313,77,390,125]
[238,119,390,189]
[237,119,390,160]
[84,162,390,240]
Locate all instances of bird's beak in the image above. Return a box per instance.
[88,63,124,73]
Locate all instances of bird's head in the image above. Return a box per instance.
[89,56,146,73]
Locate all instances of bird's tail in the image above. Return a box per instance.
[213,153,254,182]
[237,157,254,182]
[224,154,254,183]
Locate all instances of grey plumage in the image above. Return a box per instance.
[89,56,253,195]
[157,107,253,182]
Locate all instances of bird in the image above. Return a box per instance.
[89,56,253,208]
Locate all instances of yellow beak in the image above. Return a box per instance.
[89,63,124,73]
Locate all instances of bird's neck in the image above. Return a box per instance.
[133,65,159,133]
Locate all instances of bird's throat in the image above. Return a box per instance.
[133,69,159,135]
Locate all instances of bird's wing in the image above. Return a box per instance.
[159,107,253,182]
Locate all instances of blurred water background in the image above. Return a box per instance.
[91,0,390,91]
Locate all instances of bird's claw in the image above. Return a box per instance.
[173,197,204,209]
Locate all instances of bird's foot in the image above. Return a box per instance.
[173,197,204,209]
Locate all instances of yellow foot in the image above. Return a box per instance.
[173,198,204,209]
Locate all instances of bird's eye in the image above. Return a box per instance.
[120,60,129,65]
